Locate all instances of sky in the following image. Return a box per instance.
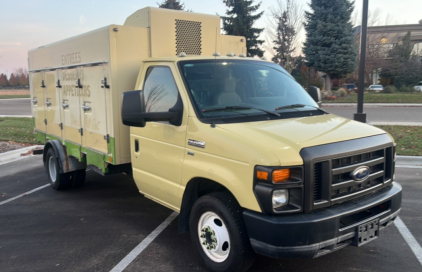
[0,0,421,76]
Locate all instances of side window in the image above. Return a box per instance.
[143,67,179,113]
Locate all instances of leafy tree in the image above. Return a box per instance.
[158,0,185,10]
[303,0,357,92]
[0,73,8,88]
[19,74,29,87]
[8,73,19,87]
[222,0,265,57]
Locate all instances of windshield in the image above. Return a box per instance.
[178,60,319,121]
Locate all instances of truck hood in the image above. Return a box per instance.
[217,114,388,165]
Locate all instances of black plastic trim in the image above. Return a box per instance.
[243,182,402,258]
[300,134,394,211]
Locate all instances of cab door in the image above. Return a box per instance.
[30,72,46,141]
[131,63,188,210]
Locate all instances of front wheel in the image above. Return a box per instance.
[189,192,254,272]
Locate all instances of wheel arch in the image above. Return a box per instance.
[43,140,86,173]
[178,177,239,233]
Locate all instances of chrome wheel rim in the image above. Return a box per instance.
[48,156,57,183]
[197,211,230,262]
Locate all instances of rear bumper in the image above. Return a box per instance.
[243,182,402,258]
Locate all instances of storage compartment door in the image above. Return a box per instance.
[79,65,108,154]
[60,68,82,145]
[30,72,46,135]
[44,70,63,139]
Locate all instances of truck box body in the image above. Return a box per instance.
[28,7,245,172]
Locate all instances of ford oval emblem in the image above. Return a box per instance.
[350,166,370,182]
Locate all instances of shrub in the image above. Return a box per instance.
[383,85,397,93]
[326,95,337,100]
[398,85,415,93]
[336,88,347,97]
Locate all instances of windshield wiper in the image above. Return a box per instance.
[275,104,328,114]
[203,106,280,116]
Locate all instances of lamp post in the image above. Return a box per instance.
[354,0,369,123]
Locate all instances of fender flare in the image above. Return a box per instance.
[43,140,86,173]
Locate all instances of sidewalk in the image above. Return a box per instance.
[370,122,422,126]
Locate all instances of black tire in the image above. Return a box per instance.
[45,148,72,190]
[72,169,86,187]
[189,192,254,272]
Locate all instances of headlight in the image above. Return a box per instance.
[272,189,289,209]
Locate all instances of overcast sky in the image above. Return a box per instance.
[0,0,420,75]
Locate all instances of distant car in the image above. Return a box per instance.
[343,83,358,93]
[367,85,384,92]
[414,81,422,92]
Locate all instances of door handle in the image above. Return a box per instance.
[32,99,38,105]
[82,105,91,112]
[62,102,69,109]
[46,100,52,107]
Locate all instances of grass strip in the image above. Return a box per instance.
[0,95,31,99]
[323,93,422,103]
[375,125,422,156]
[0,117,37,144]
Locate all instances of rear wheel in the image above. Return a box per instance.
[189,192,254,272]
[45,148,72,190]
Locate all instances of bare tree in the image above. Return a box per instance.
[264,0,303,67]
[144,85,167,112]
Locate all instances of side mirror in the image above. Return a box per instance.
[309,86,322,107]
[121,90,183,127]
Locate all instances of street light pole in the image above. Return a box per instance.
[354,0,369,123]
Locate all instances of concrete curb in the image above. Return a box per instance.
[0,145,44,166]
[396,155,422,167]
[0,98,31,100]
[322,103,422,107]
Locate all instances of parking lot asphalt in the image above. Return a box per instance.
[1,156,421,272]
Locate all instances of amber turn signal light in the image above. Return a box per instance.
[257,171,269,180]
[273,169,290,183]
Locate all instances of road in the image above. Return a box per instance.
[0,156,421,272]
[322,104,422,124]
[0,98,31,116]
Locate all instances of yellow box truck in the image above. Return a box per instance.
[29,7,402,272]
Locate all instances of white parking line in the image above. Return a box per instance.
[395,216,422,266]
[0,184,50,206]
[110,211,179,272]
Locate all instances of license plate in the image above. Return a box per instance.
[353,218,380,247]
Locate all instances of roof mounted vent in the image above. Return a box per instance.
[175,19,202,56]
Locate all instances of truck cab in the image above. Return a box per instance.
[122,56,401,271]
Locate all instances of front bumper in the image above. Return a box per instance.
[243,182,402,258]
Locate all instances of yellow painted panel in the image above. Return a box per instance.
[60,68,82,145]
[79,65,108,154]
[31,72,46,132]
[45,71,62,138]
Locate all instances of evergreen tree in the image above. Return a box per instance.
[158,0,185,10]
[0,74,8,88]
[222,0,264,57]
[303,0,357,92]
[8,73,19,87]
